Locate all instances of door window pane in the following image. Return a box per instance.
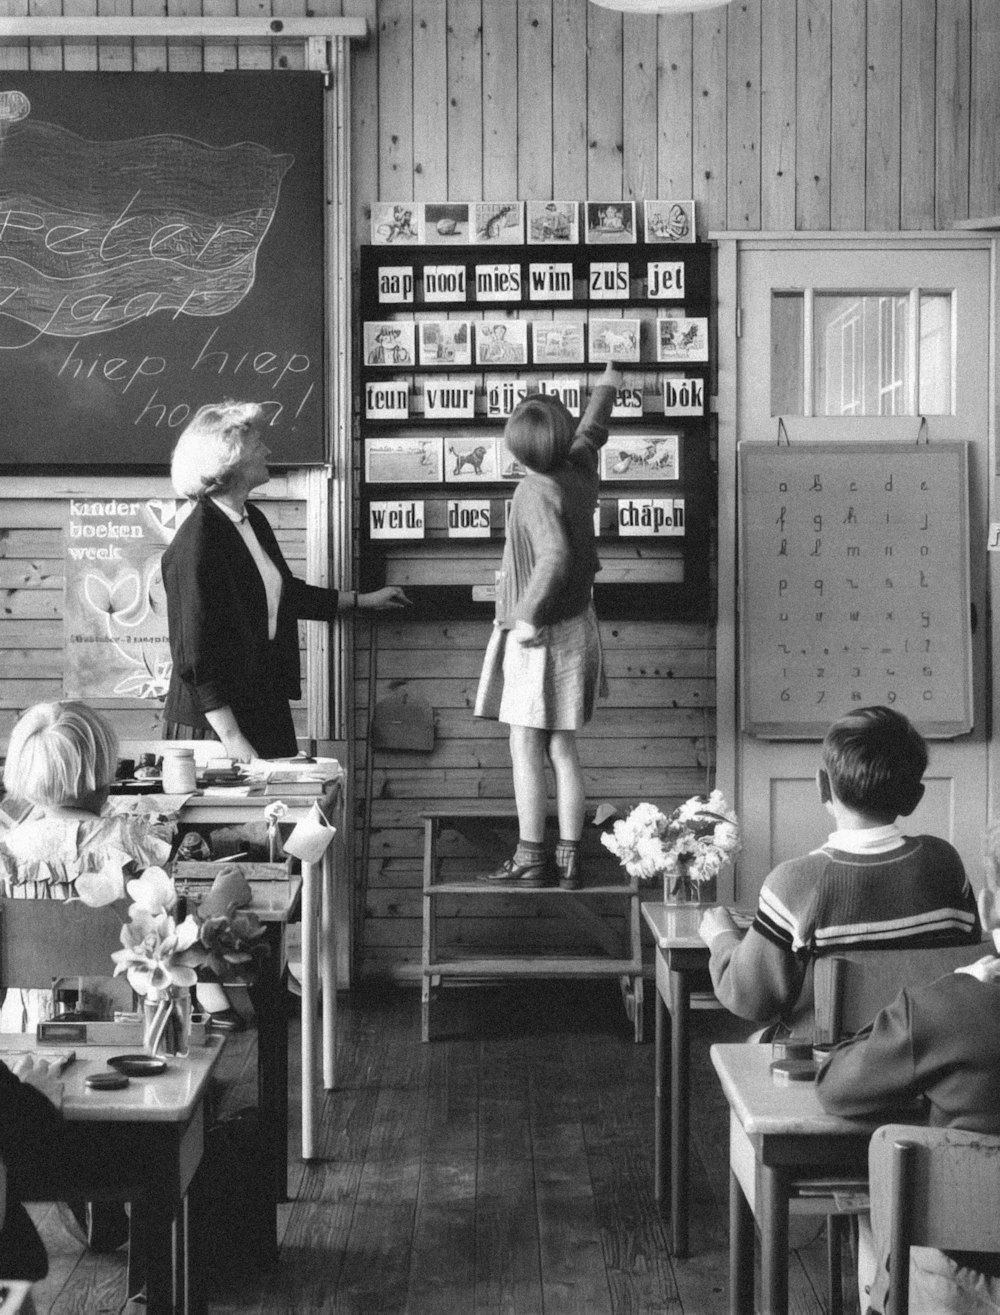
[770,290,954,417]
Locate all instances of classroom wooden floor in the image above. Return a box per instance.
[27,980,857,1315]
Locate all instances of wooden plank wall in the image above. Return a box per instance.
[3,0,1000,979]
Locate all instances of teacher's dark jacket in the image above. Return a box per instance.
[162,498,340,757]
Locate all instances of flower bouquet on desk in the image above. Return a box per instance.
[76,865,266,1057]
[601,791,741,906]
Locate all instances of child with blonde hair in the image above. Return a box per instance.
[474,361,623,889]
[0,701,175,1029]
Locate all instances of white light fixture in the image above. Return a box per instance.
[589,0,732,12]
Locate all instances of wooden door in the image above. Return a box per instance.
[717,236,994,902]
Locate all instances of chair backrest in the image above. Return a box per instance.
[0,897,128,989]
[870,1123,1000,1315]
[814,941,987,1043]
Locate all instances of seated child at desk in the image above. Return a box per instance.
[698,705,980,1037]
[0,701,176,1030]
[816,860,1000,1314]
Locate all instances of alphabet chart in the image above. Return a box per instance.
[738,441,972,738]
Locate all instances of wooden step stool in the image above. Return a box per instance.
[421,805,643,1043]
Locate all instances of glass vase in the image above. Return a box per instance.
[663,866,716,908]
[143,987,192,1058]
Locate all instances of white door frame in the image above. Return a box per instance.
[712,230,999,905]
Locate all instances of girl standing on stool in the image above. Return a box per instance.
[474,361,623,890]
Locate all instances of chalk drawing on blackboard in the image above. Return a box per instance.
[0,89,30,124]
[0,114,293,347]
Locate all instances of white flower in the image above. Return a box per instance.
[125,866,177,917]
[602,794,741,884]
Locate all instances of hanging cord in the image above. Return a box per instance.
[776,417,790,446]
[358,620,379,958]
[916,416,929,444]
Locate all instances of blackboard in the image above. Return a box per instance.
[738,441,972,738]
[0,72,325,465]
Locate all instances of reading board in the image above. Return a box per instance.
[0,72,325,465]
[738,441,972,738]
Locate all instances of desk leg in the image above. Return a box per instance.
[128,1198,181,1315]
[669,966,691,1257]
[301,858,318,1162]
[759,1162,790,1315]
[251,923,288,1212]
[730,1167,754,1315]
[321,842,337,1090]
[653,977,669,1210]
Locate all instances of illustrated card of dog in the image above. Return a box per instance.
[588,318,642,363]
[599,434,680,482]
[444,438,500,483]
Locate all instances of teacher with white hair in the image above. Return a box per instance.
[162,400,410,761]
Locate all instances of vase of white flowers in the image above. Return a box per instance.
[601,791,741,906]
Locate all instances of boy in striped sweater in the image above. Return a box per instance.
[698,705,981,1036]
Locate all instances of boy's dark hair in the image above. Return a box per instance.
[822,705,928,819]
[504,393,575,474]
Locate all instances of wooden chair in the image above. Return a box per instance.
[869,1124,1000,1315]
[807,939,989,1314]
[813,940,988,1045]
[0,896,128,991]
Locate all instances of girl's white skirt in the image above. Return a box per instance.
[474,605,603,730]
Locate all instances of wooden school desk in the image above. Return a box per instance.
[642,901,742,1257]
[2,1034,226,1315]
[113,782,341,1161]
[710,1042,885,1315]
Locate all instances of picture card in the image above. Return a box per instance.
[418,319,472,366]
[371,201,424,245]
[472,202,525,245]
[364,437,443,485]
[600,434,680,481]
[644,199,696,244]
[424,201,470,243]
[364,320,416,366]
[423,380,477,419]
[662,374,706,416]
[656,316,709,363]
[365,380,409,419]
[532,320,585,365]
[526,201,578,244]
[497,441,527,481]
[444,439,500,482]
[475,320,528,365]
[584,201,637,244]
[588,318,642,363]
[485,377,530,420]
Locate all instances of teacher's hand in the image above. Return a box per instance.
[359,587,412,610]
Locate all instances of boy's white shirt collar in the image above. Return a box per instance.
[824,823,904,854]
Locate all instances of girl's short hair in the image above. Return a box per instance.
[170,401,265,499]
[3,701,119,807]
[821,704,928,819]
[504,394,575,474]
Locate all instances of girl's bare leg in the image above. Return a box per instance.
[510,723,549,842]
[548,729,585,840]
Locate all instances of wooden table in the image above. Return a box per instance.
[114,786,341,1161]
[710,1042,884,1315]
[2,1034,226,1315]
[641,901,725,1257]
